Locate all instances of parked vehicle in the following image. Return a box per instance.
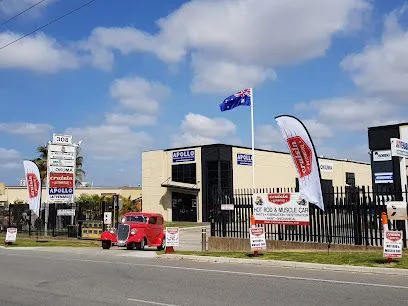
[100,212,165,251]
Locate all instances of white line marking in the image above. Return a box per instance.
[1,251,407,290]
[127,298,180,306]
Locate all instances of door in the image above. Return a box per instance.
[172,192,197,222]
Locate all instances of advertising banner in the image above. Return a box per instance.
[319,162,333,172]
[172,150,195,163]
[252,192,310,225]
[383,230,403,258]
[373,150,392,162]
[23,160,41,215]
[57,209,75,216]
[48,144,76,153]
[165,227,180,247]
[48,151,75,160]
[390,138,408,158]
[275,115,324,211]
[52,134,73,145]
[237,153,252,166]
[5,227,17,243]
[374,172,393,184]
[249,227,266,251]
[48,159,75,167]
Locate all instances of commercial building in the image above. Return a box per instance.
[368,122,408,192]
[142,144,372,222]
[0,184,142,207]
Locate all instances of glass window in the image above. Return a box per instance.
[124,216,146,223]
[172,163,196,184]
[149,216,157,224]
[157,217,163,225]
[346,172,355,186]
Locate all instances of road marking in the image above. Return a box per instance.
[127,298,180,306]
[1,251,408,290]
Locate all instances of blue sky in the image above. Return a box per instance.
[0,0,407,186]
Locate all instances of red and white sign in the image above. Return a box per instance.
[253,192,310,225]
[249,227,266,251]
[383,230,403,258]
[275,115,324,211]
[165,227,179,247]
[5,227,17,243]
[23,160,41,215]
[49,173,74,188]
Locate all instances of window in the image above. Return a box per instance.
[346,172,355,186]
[124,216,146,223]
[157,217,163,225]
[172,163,196,184]
[149,216,157,225]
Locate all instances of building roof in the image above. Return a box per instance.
[144,143,370,165]
[368,122,408,130]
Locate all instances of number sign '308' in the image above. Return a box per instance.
[53,134,72,145]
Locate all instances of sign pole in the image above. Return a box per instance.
[250,88,255,191]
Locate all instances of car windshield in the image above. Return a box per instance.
[123,216,146,223]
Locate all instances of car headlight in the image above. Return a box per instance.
[130,228,137,235]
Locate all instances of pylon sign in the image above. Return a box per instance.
[47,134,77,203]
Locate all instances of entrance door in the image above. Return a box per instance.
[172,192,197,222]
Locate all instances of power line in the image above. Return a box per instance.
[0,0,48,28]
[0,0,98,51]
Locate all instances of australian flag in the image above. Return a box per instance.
[219,88,252,112]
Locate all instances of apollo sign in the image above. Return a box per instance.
[237,153,252,166]
[172,150,195,163]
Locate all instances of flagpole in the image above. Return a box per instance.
[250,88,255,191]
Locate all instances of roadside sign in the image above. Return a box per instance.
[48,159,75,167]
[390,138,408,158]
[104,212,112,225]
[165,227,179,247]
[5,227,17,243]
[249,227,266,251]
[252,192,309,225]
[57,209,75,217]
[48,144,76,153]
[383,230,403,258]
[386,201,407,220]
[221,204,234,210]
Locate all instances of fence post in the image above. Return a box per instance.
[8,205,11,228]
[29,210,32,236]
[353,187,362,245]
[362,186,369,246]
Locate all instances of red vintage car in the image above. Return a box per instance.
[100,212,166,251]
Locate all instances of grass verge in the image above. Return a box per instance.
[161,250,408,269]
[2,238,100,248]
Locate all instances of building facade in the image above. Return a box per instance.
[142,144,372,222]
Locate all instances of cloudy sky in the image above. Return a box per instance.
[0,0,407,186]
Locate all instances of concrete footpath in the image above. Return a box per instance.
[161,253,408,276]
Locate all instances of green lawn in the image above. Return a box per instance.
[2,238,100,248]
[163,250,408,269]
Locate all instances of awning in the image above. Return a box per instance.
[161,182,200,193]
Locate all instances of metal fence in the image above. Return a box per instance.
[210,186,408,248]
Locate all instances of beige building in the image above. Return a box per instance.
[0,185,142,207]
[142,144,372,222]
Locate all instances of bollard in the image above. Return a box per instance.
[202,227,207,252]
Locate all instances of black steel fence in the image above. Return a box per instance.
[210,186,408,248]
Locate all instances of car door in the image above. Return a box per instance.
[147,216,158,243]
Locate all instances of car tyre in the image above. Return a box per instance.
[157,237,165,251]
[136,238,145,250]
[102,240,111,250]
[126,242,135,250]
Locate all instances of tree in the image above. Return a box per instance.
[119,196,142,218]
[32,145,85,186]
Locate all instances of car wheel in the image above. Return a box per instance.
[157,237,165,251]
[102,240,111,250]
[136,238,145,250]
[126,242,135,250]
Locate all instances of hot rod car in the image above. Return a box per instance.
[100,212,166,251]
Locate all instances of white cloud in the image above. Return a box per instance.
[172,113,236,146]
[105,113,156,126]
[0,31,79,72]
[302,119,333,139]
[0,148,22,169]
[65,125,153,160]
[0,122,53,142]
[109,77,170,114]
[0,0,57,17]
[256,124,287,151]
[191,56,276,93]
[341,6,408,100]
[84,0,370,92]
[318,144,370,163]
[296,97,402,132]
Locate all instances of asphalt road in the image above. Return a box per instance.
[0,247,407,306]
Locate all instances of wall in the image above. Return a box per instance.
[142,147,203,222]
[1,186,142,205]
[232,147,372,189]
